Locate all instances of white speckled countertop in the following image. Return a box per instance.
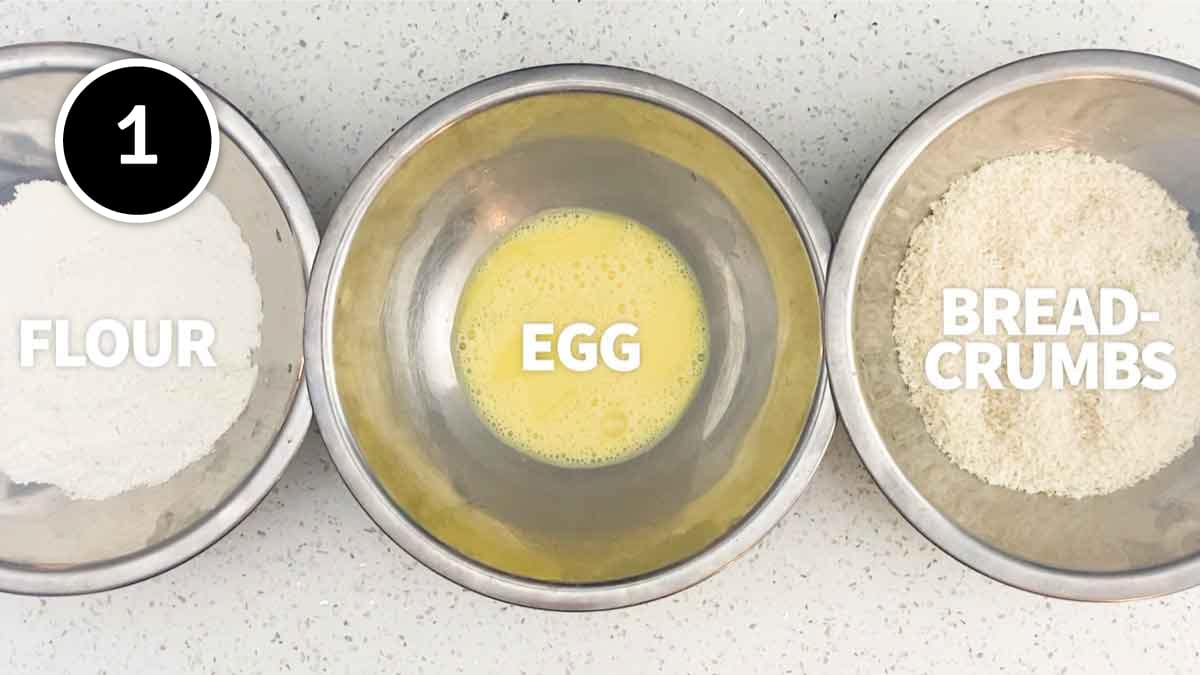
[3,1,1200,672]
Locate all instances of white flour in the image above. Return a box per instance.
[0,181,261,500]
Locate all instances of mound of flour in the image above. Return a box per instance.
[0,181,261,500]
[893,150,1200,499]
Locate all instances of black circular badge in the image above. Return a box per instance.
[56,58,218,223]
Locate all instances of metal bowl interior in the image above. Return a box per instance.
[829,50,1200,600]
[0,43,316,595]
[310,66,833,609]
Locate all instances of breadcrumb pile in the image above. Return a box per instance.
[893,150,1200,498]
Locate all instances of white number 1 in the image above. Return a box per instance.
[118,105,158,165]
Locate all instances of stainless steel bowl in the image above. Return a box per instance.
[828,50,1200,601]
[0,43,317,595]
[307,64,834,610]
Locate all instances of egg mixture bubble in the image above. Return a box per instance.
[452,207,709,467]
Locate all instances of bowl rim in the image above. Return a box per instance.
[306,63,836,611]
[0,41,319,596]
[826,48,1200,602]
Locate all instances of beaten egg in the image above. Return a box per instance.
[453,208,709,467]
